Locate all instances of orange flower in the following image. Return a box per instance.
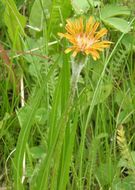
[58,16,111,60]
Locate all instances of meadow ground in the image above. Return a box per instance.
[0,0,135,189]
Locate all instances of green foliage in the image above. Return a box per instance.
[71,0,90,14]
[0,2,5,28]
[101,4,131,33]
[29,0,51,32]
[48,0,72,36]
[14,87,45,190]
[71,0,101,14]
[96,162,116,187]
[0,0,135,190]
[15,0,25,7]
[116,125,135,188]
[1,0,26,49]
[101,5,130,18]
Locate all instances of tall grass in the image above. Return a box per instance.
[0,0,135,190]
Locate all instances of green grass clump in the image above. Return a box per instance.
[0,0,135,189]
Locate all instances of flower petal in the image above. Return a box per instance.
[58,16,112,60]
[65,47,73,54]
[90,22,100,36]
[72,50,78,57]
[86,16,94,34]
[95,28,108,40]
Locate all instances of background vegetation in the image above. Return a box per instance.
[0,0,135,189]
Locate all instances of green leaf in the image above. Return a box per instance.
[96,162,116,186]
[28,63,42,79]
[118,151,135,170]
[48,0,72,36]
[0,2,4,27]
[115,90,133,110]
[57,112,78,190]
[92,62,104,83]
[117,110,133,124]
[103,17,130,33]
[13,62,58,190]
[32,55,70,190]
[96,83,113,104]
[112,176,135,190]
[30,146,45,159]
[24,37,45,63]
[2,0,26,49]
[121,34,135,50]
[29,0,51,31]
[101,5,130,19]
[100,4,130,33]
[79,83,112,114]
[0,113,10,134]
[14,89,43,190]
[71,0,90,14]
[15,0,25,7]
[35,108,48,125]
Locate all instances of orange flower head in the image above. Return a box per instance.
[58,16,111,60]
